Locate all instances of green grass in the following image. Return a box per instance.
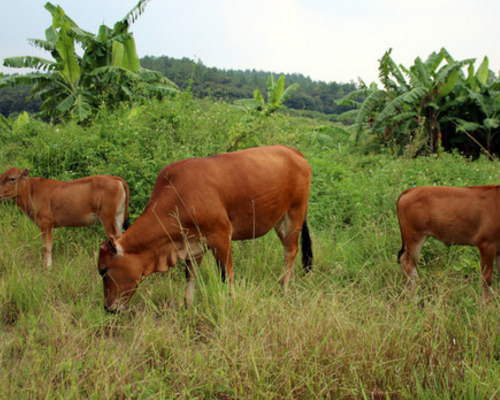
[2,97,500,398]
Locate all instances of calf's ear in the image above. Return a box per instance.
[102,237,123,257]
[22,168,30,179]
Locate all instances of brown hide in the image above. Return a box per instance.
[98,145,312,311]
[397,185,500,301]
[0,166,129,266]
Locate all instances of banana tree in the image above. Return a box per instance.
[449,57,500,154]
[234,74,299,115]
[338,48,474,153]
[1,1,178,123]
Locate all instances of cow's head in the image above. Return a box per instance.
[98,237,143,312]
[0,166,29,200]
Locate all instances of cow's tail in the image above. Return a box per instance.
[396,192,405,264]
[120,179,131,231]
[301,219,313,273]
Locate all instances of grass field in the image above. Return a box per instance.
[2,99,500,398]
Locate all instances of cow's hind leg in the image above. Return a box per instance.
[274,212,302,288]
[478,242,496,303]
[399,234,427,285]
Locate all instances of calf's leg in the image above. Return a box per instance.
[41,227,53,267]
[478,242,496,303]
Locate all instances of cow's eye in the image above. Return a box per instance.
[9,177,16,182]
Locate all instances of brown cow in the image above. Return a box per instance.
[97,145,313,312]
[397,185,500,302]
[0,166,130,267]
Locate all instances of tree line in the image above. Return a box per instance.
[140,55,357,116]
[1,54,357,120]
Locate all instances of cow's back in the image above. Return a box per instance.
[398,185,500,246]
[149,146,311,240]
[31,175,126,228]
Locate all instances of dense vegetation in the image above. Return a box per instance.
[340,48,500,157]
[141,55,357,116]
[0,56,357,121]
[2,94,500,398]
[0,1,178,123]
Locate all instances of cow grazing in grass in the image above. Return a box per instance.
[97,145,313,312]
[0,166,130,266]
[397,185,500,302]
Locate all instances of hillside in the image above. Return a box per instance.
[0,55,357,119]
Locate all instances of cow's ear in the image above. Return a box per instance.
[104,237,117,255]
[21,168,30,179]
[103,237,123,257]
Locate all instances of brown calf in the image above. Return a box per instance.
[97,145,313,312]
[0,166,129,266]
[397,185,500,301]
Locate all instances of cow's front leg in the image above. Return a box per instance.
[207,232,234,296]
[185,253,204,307]
[41,226,53,267]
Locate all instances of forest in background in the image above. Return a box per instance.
[0,55,357,120]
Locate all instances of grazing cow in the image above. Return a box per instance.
[98,145,313,312]
[397,185,500,302]
[0,166,129,266]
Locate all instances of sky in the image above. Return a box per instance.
[1,0,499,85]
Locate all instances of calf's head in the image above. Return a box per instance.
[0,167,29,200]
[98,238,143,312]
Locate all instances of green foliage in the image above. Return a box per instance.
[0,1,178,123]
[140,55,358,115]
[2,95,500,398]
[0,113,11,133]
[3,98,500,398]
[234,74,299,115]
[338,48,500,157]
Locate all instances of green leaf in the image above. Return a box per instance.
[124,38,141,72]
[253,89,265,104]
[438,69,459,96]
[122,0,151,25]
[56,92,77,112]
[483,118,500,129]
[476,56,489,85]
[56,22,81,87]
[454,118,481,132]
[112,41,125,67]
[0,113,12,132]
[403,87,427,103]
[282,82,299,102]
[73,92,92,121]
[3,56,56,72]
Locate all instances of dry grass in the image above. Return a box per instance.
[2,200,500,399]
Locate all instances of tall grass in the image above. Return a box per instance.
[2,97,500,398]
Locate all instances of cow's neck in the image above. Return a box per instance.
[14,178,36,218]
[119,208,192,276]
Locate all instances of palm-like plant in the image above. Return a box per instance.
[234,74,299,116]
[338,48,475,153]
[0,1,178,122]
